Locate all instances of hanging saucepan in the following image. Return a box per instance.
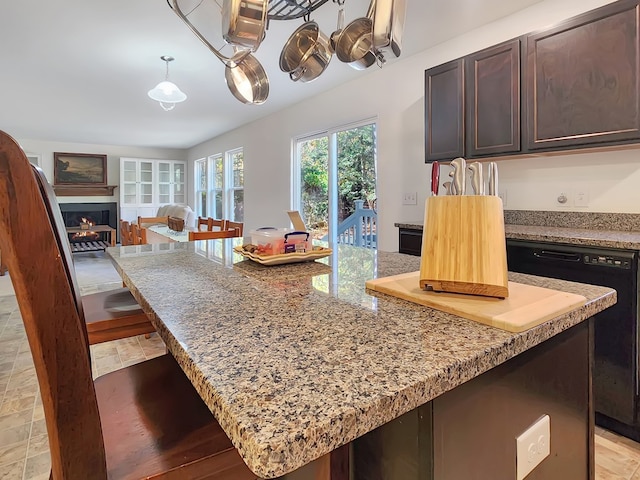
[334,0,383,70]
[279,21,333,83]
[225,52,269,104]
[221,0,268,51]
[169,0,269,104]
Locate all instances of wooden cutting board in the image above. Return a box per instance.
[365,271,586,332]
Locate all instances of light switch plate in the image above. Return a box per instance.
[516,415,550,480]
[403,192,417,205]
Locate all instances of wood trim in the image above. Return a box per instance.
[53,185,117,196]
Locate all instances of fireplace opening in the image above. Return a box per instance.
[59,202,118,251]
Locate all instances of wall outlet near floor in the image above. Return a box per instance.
[516,414,550,480]
[403,192,417,205]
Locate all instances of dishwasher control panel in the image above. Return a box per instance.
[583,254,632,269]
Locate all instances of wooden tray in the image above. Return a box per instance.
[366,271,586,332]
[233,246,332,266]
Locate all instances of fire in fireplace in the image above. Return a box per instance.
[59,203,117,244]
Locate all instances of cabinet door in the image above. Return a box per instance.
[172,162,186,204]
[425,59,464,162]
[139,161,154,206]
[525,0,640,150]
[466,39,521,157]
[157,162,172,205]
[120,159,138,206]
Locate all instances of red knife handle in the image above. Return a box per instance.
[431,161,440,196]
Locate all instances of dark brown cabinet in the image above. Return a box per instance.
[424,59,464,162]
[525,0,640,150]
[465,39,521,157]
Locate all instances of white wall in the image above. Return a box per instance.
[188,0,628,252]
[16,138,186,205]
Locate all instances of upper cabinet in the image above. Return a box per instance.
[424,0,640,162]
[524,0,640,151]
[424,40,521,162]
[465,39,521,157]
[424,60,465,162]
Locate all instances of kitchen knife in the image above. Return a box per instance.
[450,157,466,195]
[431,161,439,196]
[468,162,484,195]
[488,162,498,196]
[443,181,453,195]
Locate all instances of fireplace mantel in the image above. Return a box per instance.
[53,185,117,196]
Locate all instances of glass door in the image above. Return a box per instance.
[172,162,186,204]
[139,161,154,206]
[294,121,377,247]
[157,162,171,204]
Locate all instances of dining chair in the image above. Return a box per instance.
[0,130,259,480]
[119,220,132,246]
[226,221,244,237]
[188,229,240,240]
[130,223,148,245]
[197,216,213,231]
[16,138,155,346]
[197,216,227,231]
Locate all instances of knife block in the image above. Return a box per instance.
[419,195,509,298]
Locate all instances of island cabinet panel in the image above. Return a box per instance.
[349,320,593,479]
[525,0,640,151]
[424,59,464,162]
[432,320,592,480]
[465,39,521,157]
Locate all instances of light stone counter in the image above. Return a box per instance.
[107,239,615,478]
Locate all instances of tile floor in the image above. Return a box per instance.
[0,252,639,479]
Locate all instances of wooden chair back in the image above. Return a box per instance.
[0,130,107,478]
[226,220,244,236]
[131,223,147,245]
[120,220,132,246]
[197,216,226,231]
[188,229,239,240]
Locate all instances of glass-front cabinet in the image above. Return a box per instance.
[157,161,186,205]
[119,158,187,223]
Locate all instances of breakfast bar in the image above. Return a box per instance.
[107,240,615,479]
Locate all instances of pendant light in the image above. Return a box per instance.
[147,55,187,111]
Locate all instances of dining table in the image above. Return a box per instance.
[106,238,615,480]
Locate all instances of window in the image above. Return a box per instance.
[194,149,244,222]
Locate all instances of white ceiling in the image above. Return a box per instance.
[1,0,542,149]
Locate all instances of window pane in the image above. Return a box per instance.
[198,160,207,191]
[214,157,223,189]
[214,190,223,219]
[299,136,329,240]
[232,189,244,222]
[337,124,377,223]
[199,191,207,217]
[232,151,244,188]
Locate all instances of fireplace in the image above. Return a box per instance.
[59,202,118,247]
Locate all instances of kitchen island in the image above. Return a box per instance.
[107,240,615,479]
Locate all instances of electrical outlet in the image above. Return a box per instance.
[498,189,507,207]
[403,192,417,205]
[575,189,589,207]
[516,415,550,480]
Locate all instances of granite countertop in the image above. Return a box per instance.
[396,209,640,250]
[107,240,615,478]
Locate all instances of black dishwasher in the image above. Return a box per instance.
[506,239,640,440]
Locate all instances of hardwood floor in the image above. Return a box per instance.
[0,253,638,479]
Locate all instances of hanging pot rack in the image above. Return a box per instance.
[267,0,332,21]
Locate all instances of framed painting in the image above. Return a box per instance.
[54,152,107,186]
